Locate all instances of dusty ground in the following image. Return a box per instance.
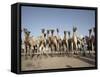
[21,52,95,71]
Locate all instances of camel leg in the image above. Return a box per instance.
[74,43,77,55]
[31,46,36,59]
[51,44,54,57]
[31,49,34,58]
[71,43,73,56]
[89,44,92,56]
[29,45,31,56]
[39,45,43,59]
[75,44,78,55]
[66,43,69,56]
[63,43,67,56]
[25,45,28,59]
[91,42,94,56]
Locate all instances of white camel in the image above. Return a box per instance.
[72,26,78,54]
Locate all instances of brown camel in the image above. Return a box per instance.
[39,29,47,52]
[62,31,68,53]
[49,29,58,52]
[23,28,37,58]
[23,28,31,58]
[67,31,74,56]
[56,28,62,51]
[88,28,95,55]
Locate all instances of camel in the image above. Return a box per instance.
[88,29,93,54]
[72,26,78,54]
[77,37,83,51]
[38,29,47,54]
[93,27,95,51]
[45,29,52,56]
[67,31,75,56]
[81,37,87,56]
[72,27,85,55]
[30,36,38,57]
[76,36,87,56]
[21,38,25,54]
[56,28,62,52]
[88,28,95,55]
[46,30,51,51]
[49,29,58,53]
[62,31,69,55]
[68,31,71,51]
[23,28,31,58]
[23,28,38,59]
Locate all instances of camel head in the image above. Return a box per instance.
[41,29,45,34]
[47,30,50,34]
[68,31,70,37]
[56,28,59,33]
[73,26,77,32]
[51,29,54,36]
[89,29,92,35]
[64,31,67,35]
[23,28,30,37]
[23,28,27,33]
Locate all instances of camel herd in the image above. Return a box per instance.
[21,26,95,58]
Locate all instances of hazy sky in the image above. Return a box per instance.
[21,6,95,38]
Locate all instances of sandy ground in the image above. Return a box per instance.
[21,53,95,71]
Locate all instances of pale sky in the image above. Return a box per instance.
[21,6,95,38]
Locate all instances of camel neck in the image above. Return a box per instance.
[73,31,77,36]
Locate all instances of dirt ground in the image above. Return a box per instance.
[21,53,95,71]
